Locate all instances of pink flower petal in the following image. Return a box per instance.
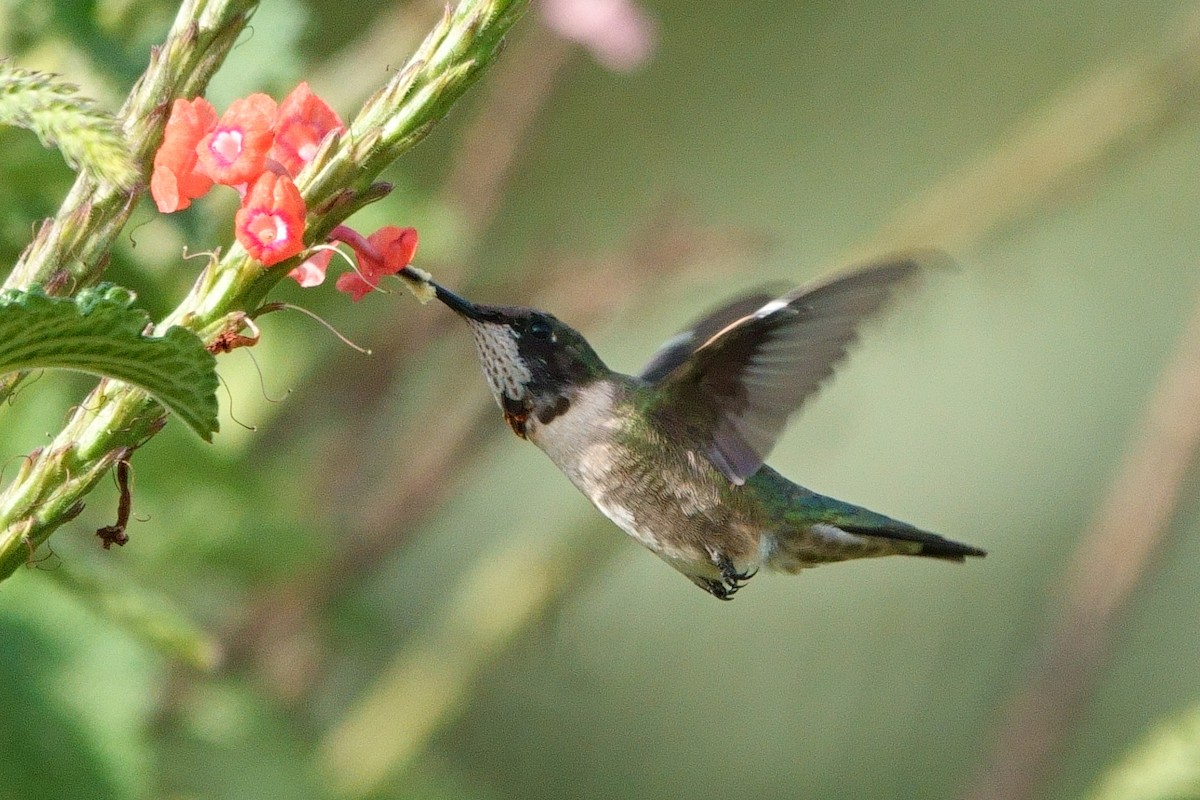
[289,249,334,287]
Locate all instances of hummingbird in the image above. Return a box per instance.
[418,256,985,600]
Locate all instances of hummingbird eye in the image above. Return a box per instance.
[527,319,553,340]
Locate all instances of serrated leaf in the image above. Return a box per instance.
[0,285,218,440]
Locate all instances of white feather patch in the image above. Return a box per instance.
[811,523,865,546]
[755,298,790,317]
[469,322,532,401]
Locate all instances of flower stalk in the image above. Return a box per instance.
[0,0,257,409]
[5,0,259,292]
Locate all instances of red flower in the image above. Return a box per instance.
[197,93,277,186]
[335,226,419,301]
[269,82,344,176]
[150,97,218,212]
[289,248,334,287]
[235,172,307,266]
[149,85,411,285]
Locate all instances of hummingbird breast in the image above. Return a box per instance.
[525,379,765,580]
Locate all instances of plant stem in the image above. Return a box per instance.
[5,0,258,292]
[0,0,258,406]
[0,0,528,583]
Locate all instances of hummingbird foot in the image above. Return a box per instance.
[696,577,736,600]
[699,548,758,600]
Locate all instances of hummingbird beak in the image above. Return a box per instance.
[432,282,483,320]
[400,266,485,321]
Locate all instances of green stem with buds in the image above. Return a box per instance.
[0,0,257,407]
[5,0,259,291]
[0,0,528,581]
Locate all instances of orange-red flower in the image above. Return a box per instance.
[334,226,419,301]
[150,97,218,212]
[235,172,306,266]
[148,85,421,287]
[197,93,278,187]
[269,82,344,177]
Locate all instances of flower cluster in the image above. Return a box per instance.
[151,83,418,299]
[152,83,338,266]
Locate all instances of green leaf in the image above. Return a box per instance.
[0,63,139,190]
[45,560,221,671]
[1087,701,1200,800]
[0,285,219,440]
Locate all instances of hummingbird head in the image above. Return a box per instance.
[431,281,608,437]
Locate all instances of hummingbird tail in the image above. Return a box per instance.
[760,471,988,567]
[837,523,987,562]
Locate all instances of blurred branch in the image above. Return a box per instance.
[0,64,139,190]
[45,556,221,671]
[855,9,1200,258]
[308,0,446,110]
[960,284,1200,800]
[319,516,618,798]
[1086,701,1200,800]
[439,19,573,231]
[937,13,1200,799]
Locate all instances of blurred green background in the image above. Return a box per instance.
[3,1,1200,799]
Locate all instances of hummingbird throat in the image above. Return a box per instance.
[468,321,535,437]
[466,320,576,439]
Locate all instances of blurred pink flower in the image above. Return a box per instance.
[540,0,658,72]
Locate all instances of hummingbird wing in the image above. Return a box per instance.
[639,289,784,383]
[646,257,922,485]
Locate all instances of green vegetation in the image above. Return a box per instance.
[1,1,1199,799]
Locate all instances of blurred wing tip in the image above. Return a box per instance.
[855,248,958,278]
